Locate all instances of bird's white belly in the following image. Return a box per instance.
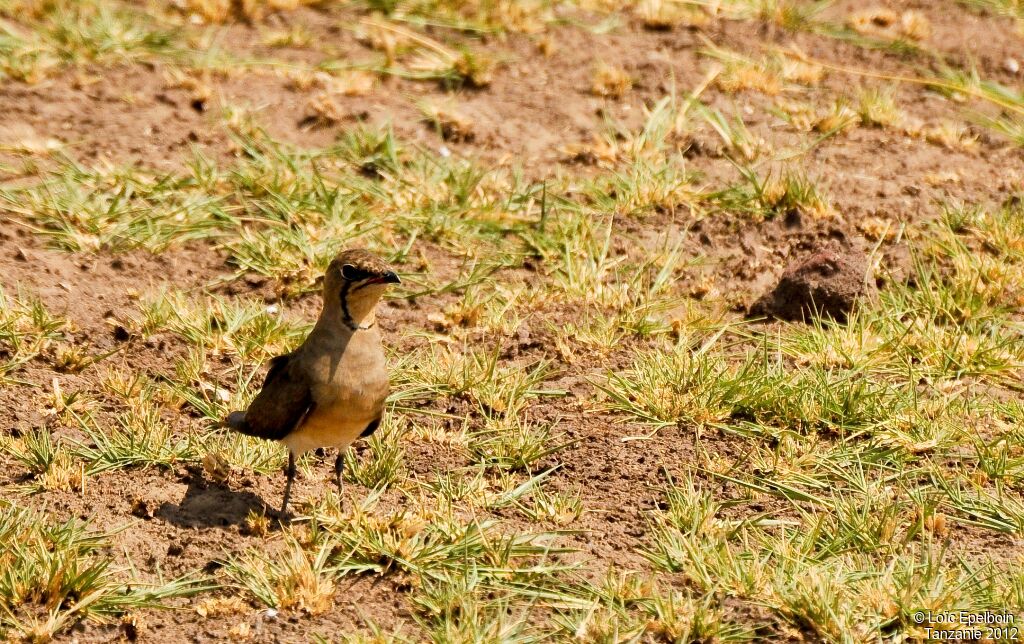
[282,405,372,455]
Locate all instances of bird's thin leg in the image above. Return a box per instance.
[280,452,296,516]
[334,451,345,497]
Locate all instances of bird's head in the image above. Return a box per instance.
[322,249,400,330]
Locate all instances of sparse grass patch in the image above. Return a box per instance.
[223,531,336,614]
[394,344,560,418]
[344,417,408,489]
[704,164,834,220]
[71,379,200,473]
[0,288,67,384]
[858,85,903,127]
[0,161,229,253]
[0,502,206,641]
[0,0,178,82]
[2,1,1023,639]
[311,491,573,582]
[641,471,1016,640]
[958,0,1024,22]
[467,415,569,472]
[9,428,84,493]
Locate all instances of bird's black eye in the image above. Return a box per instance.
[340,264,366,281]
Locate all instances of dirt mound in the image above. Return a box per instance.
[749,248,870,322]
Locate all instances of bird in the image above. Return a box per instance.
[224,249,400,515]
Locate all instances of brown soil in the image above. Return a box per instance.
[2,1,1024,641]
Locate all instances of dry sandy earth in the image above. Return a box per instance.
[2,0,1024,641]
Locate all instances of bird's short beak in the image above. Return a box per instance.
[382,271,401,284]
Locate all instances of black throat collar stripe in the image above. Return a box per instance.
[339,281,376,331]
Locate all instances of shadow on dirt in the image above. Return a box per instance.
[157,470,274,528]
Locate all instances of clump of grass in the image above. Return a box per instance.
[419,101,476,142]
[847,7,931,42]
[597,347,734,428]
[357,0,555,33]
[780,55,824,85]
[9,428,83,492]
[0,162,228,253]
[175,0,315,24]
[715,58,782,95]
[748,0,828,31]
[134,290,308,363]
[914,120,978,149]
[223,532,336,614]
[467,416,569,472]
[591,63,632,98]
[70,379,200,473]
[0,288,67,383]
[759,171,835,219]
[518,485,585,525]
[388,23,495,89]
[705,165,834,220]
[636,0,710,29]
[857,86,903,128]
[315,492,572,581]
[395,346,560,419]
[413,574,537,642]
[973,114,1024,146]
[0,503,206,640]
[557,568,753,642]
[705,45,823,95]
[694,103,765,160]
[811,99,859,134]
[344,419,408,489]
[0,0,178,83]
[956,0,1024,21]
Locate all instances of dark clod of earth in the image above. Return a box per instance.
[749,248,870,323]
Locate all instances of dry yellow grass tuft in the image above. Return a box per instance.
[813,101,859,134]
[175,0,314,23]
[858,216,896,241]
[196,597,249,618]
[848,7,931,42]
[561,134,620,166]
[304,92,346,127]
[244,509,271,537]
[716,60,781,95]
[592,63,632,98]
[636,0,710,29]
[920,120,977,149]
[285,70,376,97]
[857,86,903,128]
[421,103,477,142]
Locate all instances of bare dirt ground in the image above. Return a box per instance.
[2,0,1024,642]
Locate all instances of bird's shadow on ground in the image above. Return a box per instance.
[157,468,276,529]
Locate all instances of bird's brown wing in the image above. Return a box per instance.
[239,353,315,441]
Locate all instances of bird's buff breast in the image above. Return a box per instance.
[282,406,373,455]
[282,338,388,455]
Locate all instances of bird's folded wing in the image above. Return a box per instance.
[242,353,315,441]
